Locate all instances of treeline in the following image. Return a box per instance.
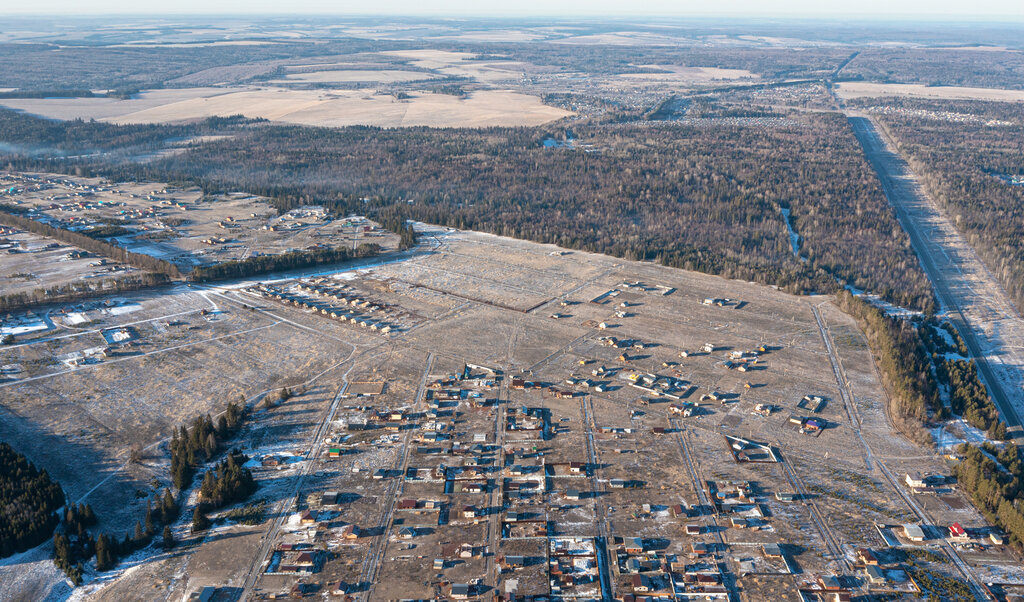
[871,100,1024,312]
[835,290,939,445]
[0,442,65,558]
[0,207,181,277]
[0,90,96,99]
[187,243,380,282]
[954,443,1024,550]
[169,401,245,490]
[837,290,1010,444]
[0,272,170,313]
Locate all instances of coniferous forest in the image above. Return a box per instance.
[0,442,65,558]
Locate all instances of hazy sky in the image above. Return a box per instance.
[3,0,1023,19]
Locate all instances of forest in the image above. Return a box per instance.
[126,113,933,311]
[0,442,65,559]
[868,98,1024,313]
[840,49,1024,89]
[0,104,935,312]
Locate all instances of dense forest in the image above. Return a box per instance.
[841,49,1024,89]
[0,105,934,311]
[0,442,65,558]
[868,99,1024,312]
[123,113,932,310]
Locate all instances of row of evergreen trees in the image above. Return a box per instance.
[837,291,1011,444]
[169,402,257,534]
[186,243,380,282]
[835,290,940,445]
[0,272,170,313]
[0,442,65,559]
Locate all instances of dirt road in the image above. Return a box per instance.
[849,114,1024,437]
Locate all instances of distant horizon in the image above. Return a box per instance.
[1,0,1022,22]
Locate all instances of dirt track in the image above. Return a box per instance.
[849,113,1024,436]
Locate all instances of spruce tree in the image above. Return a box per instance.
[191,508,210,533]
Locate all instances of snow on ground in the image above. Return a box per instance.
[931,418,996,451]
[0,543,73,602]
[105,303,142,316]
[846,285,922,317]
[0,318,53,335]
[62,312,90,325]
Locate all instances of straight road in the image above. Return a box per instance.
[849,114,1024,436]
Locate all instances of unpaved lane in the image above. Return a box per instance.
[849,114,1024,435]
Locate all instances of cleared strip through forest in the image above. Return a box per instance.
[848,114,1024,436]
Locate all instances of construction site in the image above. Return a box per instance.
[2,223,1018,602]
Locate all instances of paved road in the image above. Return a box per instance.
[849,114,1024,436]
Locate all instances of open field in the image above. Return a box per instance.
[273,70,439,83]
[2,224,1010,601]
[835,82,1024,102]
[0,87,572,128]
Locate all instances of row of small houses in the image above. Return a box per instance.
[253,285,393,333]
[295,281,391,314]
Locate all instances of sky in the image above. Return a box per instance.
[3,0,1023,19]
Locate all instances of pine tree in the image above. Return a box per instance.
[144,501,155,536]
[95,534,112,571]
[162,526,175,550]
[160,489,178,524]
